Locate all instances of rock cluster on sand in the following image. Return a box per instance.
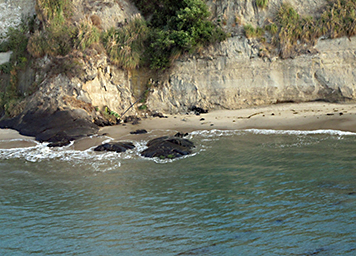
[130,129,147,134]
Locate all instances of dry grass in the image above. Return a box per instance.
[73,20,101,51]
[244,24,264,39]
[36,0,72,24]
[256,0,268,9]
[260,1,356,59]
[102,14,148,70]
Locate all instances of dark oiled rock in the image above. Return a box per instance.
[141,136,194,159]
[130,129,147,134]
[0,109,99,143]
[174,132,188,138]
[47,139,71,147]
[152,112,168,118]
[94,142,135,152]
[190,106,208,115]
[123,115,141,124]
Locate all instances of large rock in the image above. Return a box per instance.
[141,136,195,159]
[0,51,11,65]
[0,108,99,143]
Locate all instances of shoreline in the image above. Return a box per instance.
[1,102,356,150]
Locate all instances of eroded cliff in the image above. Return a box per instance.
[147,35,356,113]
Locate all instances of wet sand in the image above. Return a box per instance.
[1,102,356,150]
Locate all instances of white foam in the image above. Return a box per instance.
[190,129,356,137]
[190,129,242,138]
[0,138,38,143]
[0,128,353,163]
[142,151,199,164]
[244,129,356,136]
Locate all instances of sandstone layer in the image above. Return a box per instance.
[147,36,356,114]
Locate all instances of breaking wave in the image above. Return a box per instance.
[0,129,355,165]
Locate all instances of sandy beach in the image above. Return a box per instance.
[1,102,356,150]
[99,101,356,136]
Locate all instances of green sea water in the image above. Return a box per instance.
[0,129,355,255]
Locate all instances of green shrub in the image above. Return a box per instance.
[0,68,23,117]
[28,19,75,57]
[145,29,176,70]
[256,0,268,9]
[103,14,148,69]
[0,15,35,63]
[244,24,255,38]
[0,16,35,116]
[265,23,278,35]
[73,22,101,51]
[258,1,356,59]
[104,106,120,119]
[0,62,13,74]
[138,104,147,110]
[130,0,161,18]
[244,24,264,38]
[317,0,356,38]
[266,3,305,58]
[36,0,72,23]
[145,0,227,70]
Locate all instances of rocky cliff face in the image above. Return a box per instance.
[0,0,36,38]
[0,51,141,141]
[205,0,326,35]
[146,35,356,113]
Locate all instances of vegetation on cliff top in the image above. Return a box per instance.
[0,0,226,117]
[29,0,226,71]
[102,14,148,70]
[244,0,356,59]
[105,0,227,70]
[0,15,36,117]
[2,0,356,116]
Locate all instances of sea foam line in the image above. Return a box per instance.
[0,128,353,163]
[244,129,356,136]
[190,128,356,137]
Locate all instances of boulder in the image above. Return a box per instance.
[123,115,141,124]
[0,109,99,143]
[141,136,194,159]
[94,142,135,152]
[130,129,147,134]
[152,112,167,118]
[190,106,208,115]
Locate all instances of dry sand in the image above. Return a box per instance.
[99,102,356,136]
[1,102,356,150]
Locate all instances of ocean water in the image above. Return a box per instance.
[0,129,355,255]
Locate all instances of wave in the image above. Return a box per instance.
[244,129,356,136]
[190,128,356,137]
[0,128,354,163]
